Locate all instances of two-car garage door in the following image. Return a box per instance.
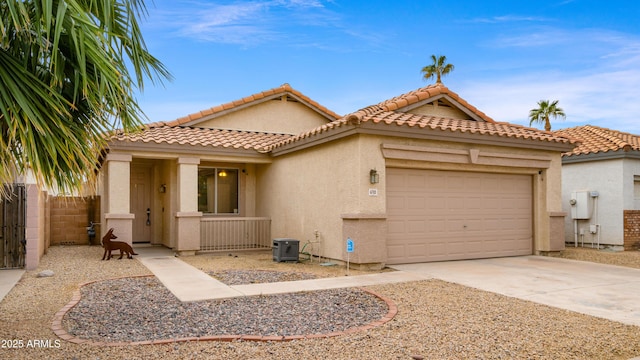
[386,168,533,264]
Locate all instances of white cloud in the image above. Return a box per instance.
[152,0,344,46]
[460,66,640,132]
[466,15,549,24]
[491,28,572,48]
[458,26,640,132]
[277,0,325,8]
[174,2,276,44]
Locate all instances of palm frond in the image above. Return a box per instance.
[0,0,172,195]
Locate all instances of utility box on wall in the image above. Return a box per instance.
[570,191,592,220]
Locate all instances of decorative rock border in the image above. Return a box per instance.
[51,275,398,346]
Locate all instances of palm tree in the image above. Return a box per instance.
[421,55,454,84]
[0,0,171,194]
[529,100,566,132]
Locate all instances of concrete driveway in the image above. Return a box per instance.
[391,255,640,327]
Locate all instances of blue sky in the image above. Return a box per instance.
[137,0,640,133]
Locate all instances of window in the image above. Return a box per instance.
[198,168,239,214]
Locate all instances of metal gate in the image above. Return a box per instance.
[1,184,26,269]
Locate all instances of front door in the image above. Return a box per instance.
[131,165,152,243]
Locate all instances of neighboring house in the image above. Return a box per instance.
[100,83,575,268]
[554,125,640,250]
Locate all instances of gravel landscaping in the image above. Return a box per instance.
[62,275,389,342]
[1,245,639,359]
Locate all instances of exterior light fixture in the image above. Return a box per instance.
[159,184,166,193]
[369,169,379,184]
[218,170,227,177]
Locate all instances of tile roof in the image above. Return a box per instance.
[161,83,341,127]
[553,125,640,157]
[111,83,575,155]
[370,83,496,123]
[111,125,293,152]
[269,84,574,151]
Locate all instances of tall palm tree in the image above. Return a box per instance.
[421,55,454,84]
[529,100,566,132]
[0,0,171,194]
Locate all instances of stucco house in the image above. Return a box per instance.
[554,125,640,250]
[100,83,575,268]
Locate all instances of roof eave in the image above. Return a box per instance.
[271,122,575,156]
[172,87,340,127]
[270,124,358,156]
[356,123,575,152]
[562,149,640,164]
[108,140,273,163]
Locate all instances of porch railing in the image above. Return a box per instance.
[200,217,271,252]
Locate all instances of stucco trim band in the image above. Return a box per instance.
[105,213,135,220]
[381,144,552,169]
[105,153,132,162]
[175,211,203,218]
[341,213,387,220]
[109,141,274,161]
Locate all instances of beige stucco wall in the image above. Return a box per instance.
[256,135,381,262]
[196,98,331,134]
[258,133,565,266]
[410,101,473,119]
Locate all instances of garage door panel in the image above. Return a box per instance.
[386,168,532,264]
[407,220,426,233]
[465,196,484,210]
[407,174,427,188]
[447,196,465,211]
[386,245,406,262]
[426,219,447,233]
[483,218,502,231]
[386,195,406,211]
[428,174,448,190]
[407,197,427,210]
[427,197,446,212]
[446,176,466,190]
[387,219,406,235]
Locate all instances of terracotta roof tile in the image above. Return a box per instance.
[266,83,573,151]
[268,111,572,151]
[371,83,496,123]
[114,84,574,156]
[163,84,341,127]
[553,125,640,157]
[111,125,293,152]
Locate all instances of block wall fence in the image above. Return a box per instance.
[49,196,100,246]
[623,210,640,250]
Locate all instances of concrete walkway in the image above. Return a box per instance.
[391,256,640,327]
[0,269,25,302]
[135,245,427,302]
[138,247,640,328]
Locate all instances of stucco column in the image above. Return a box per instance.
[104,153,134,244]
[535,159,565,254]
[341,213,387,270]
[175,157,202,255]
[25,184,44,270]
